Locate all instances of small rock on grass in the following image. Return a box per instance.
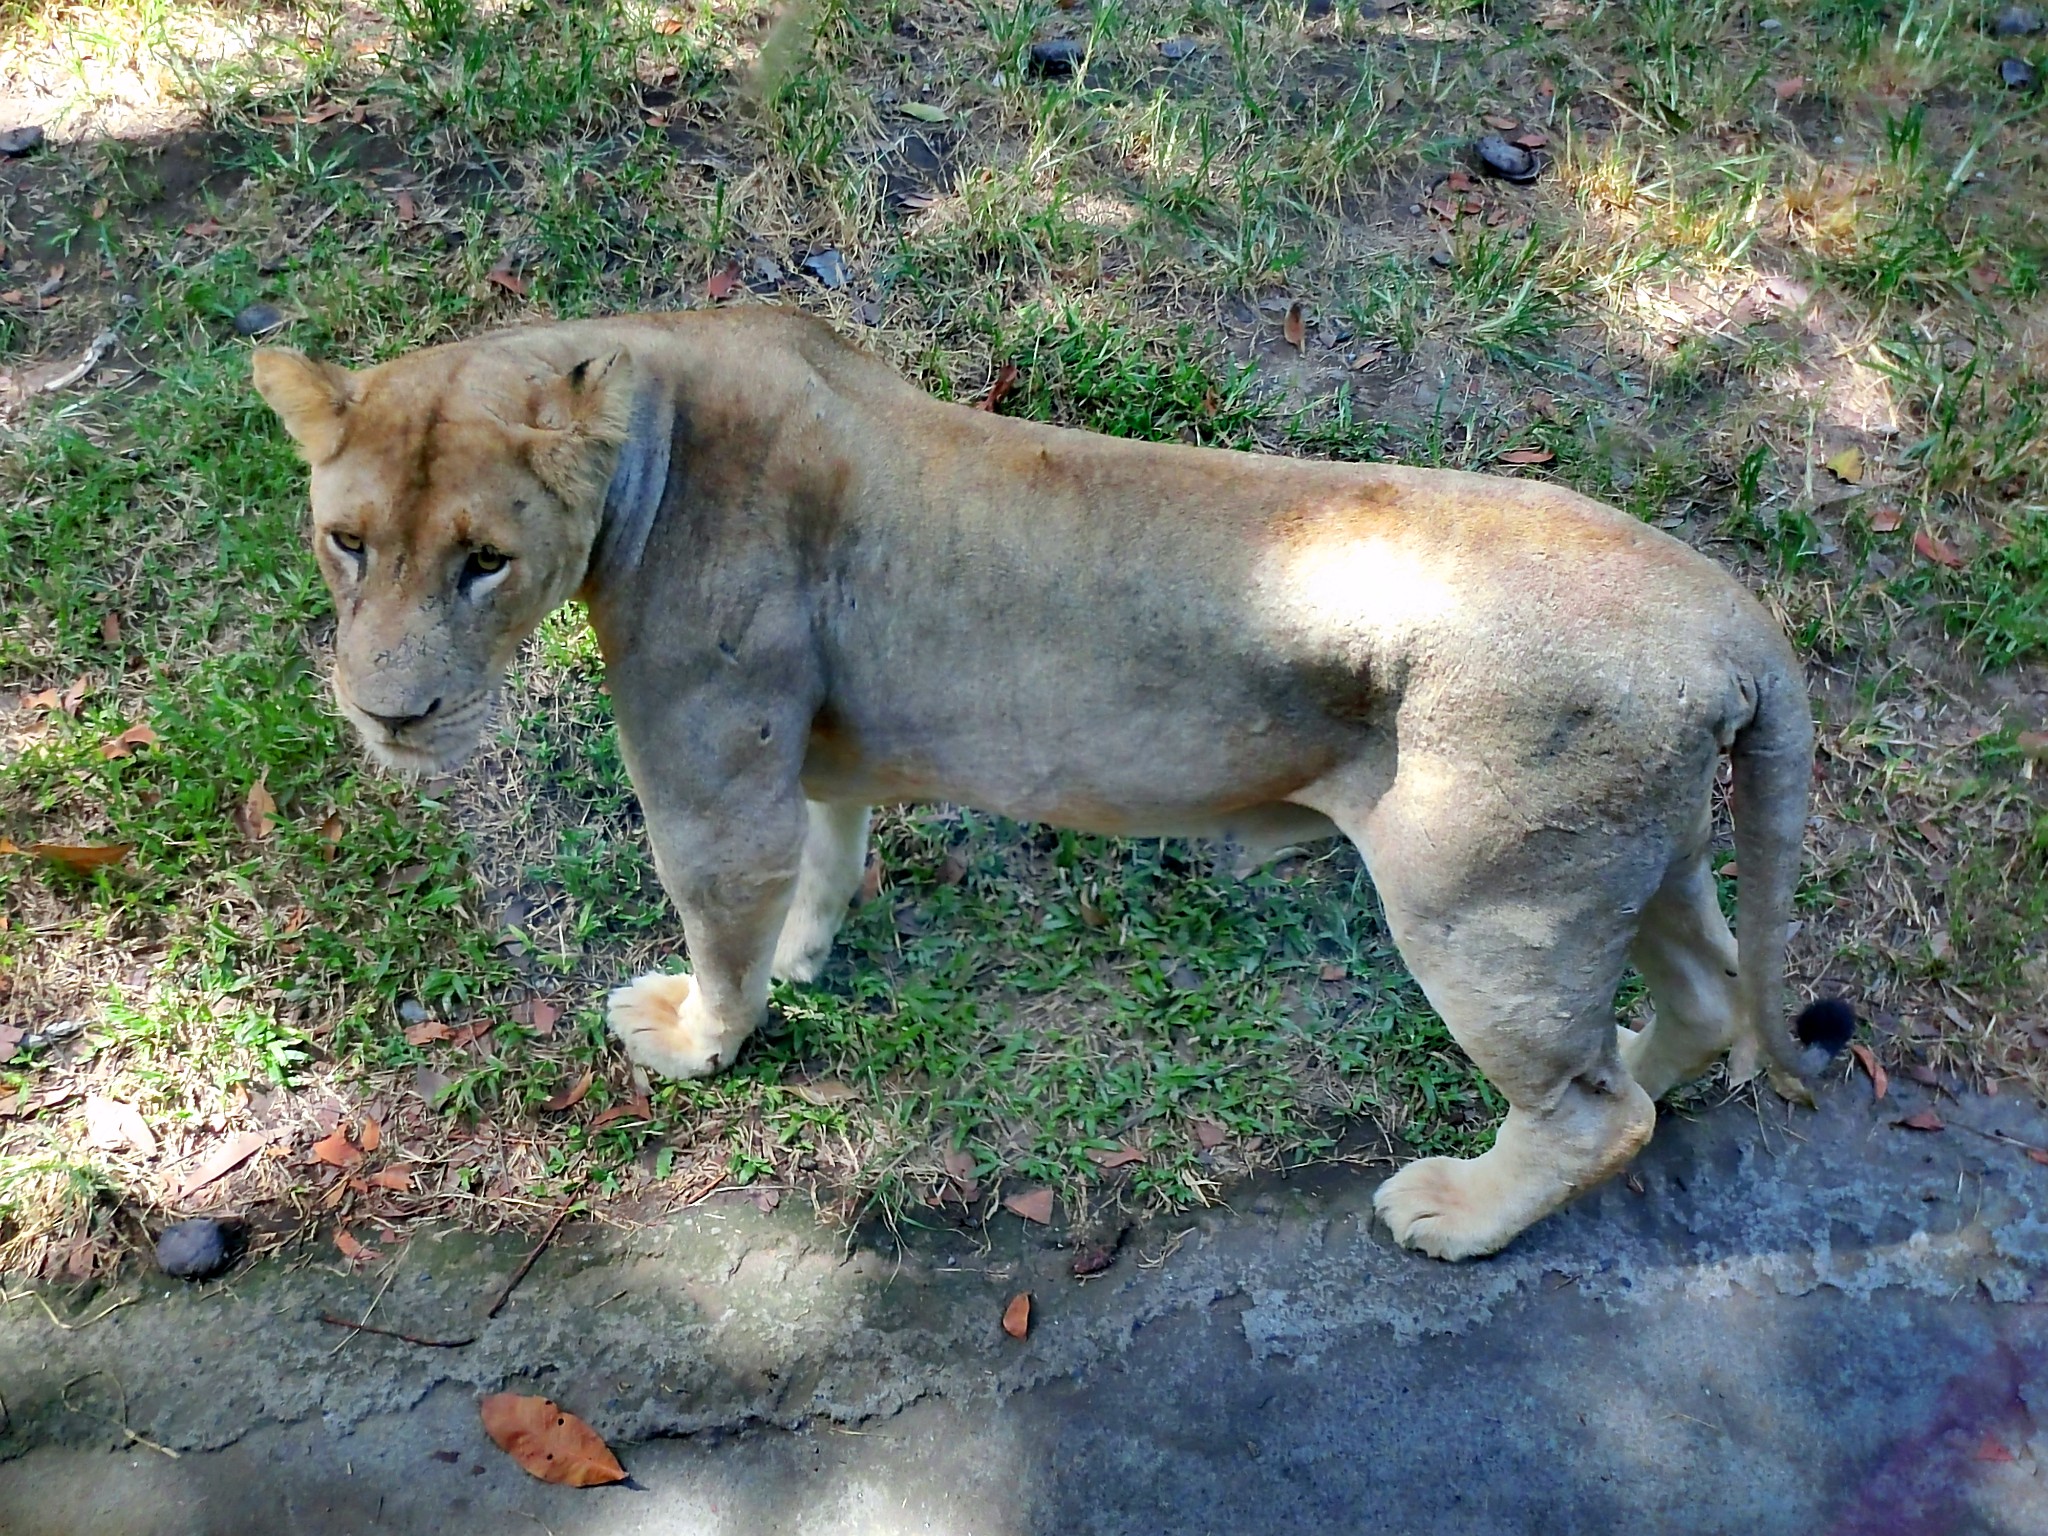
[156,1218,233,1280]
[1994,7,2045,38]
[1998,55,2038,91]
[1473,134,1539,183]
[233,302,287,338]
[1027,39,1083,77]
[397,997,431,1026]
[1159,38,1200,61]
[0,125,44,157]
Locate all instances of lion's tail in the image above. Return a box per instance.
[1726,645,1853,1099]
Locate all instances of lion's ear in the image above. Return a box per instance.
[252,348,356,463]
[529,349,636,504]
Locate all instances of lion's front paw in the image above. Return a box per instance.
[606,972,746,1080]
[1373,1156,1517,1262]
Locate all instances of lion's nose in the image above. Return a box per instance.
[361,698,443,735]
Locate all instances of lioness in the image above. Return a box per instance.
[254,307,1848,1260]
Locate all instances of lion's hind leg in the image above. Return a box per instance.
[1620,849,1742,1100]
[1338,789,1661,1260]
[771,800,871,983]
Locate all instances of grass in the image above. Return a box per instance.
[1,0,2044,1276]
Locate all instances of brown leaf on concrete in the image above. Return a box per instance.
[1897,1110,1944,1132]
[1848,1042,1888,1102]
[1004,1187,1054,1224]
[479,1395,627,1486]
[1001,1292,1032,1339]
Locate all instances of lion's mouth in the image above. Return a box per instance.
[336,686,496,777]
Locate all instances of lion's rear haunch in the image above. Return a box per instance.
[1728,654,1852,1095]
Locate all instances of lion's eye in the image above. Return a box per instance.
[330,530,365,557]
[465,547,510,581]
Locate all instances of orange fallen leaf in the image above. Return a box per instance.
[448,1020,493,1048]
[3,841,133,872]
[169,1130,268,1200]
[334,1228,369,1263]
[974,363,1019,413]
[512,998,561,1035]
[1318,962,1348,982]
[1086,1146,1146,1169]
[480,1394,626,1486]
[2028,1148,2048,1167]
[1772,75,1807,102]
[653,11,688,33]
[1283,300,1305,350]
[369,1166,413,1192]
[1499,446,1555,465]
[311,1128,364,1167]
[1897,1110,1944,1133]
[100,612,122,645]
[541,1070,594,1113]
[1004,1187,1054,1224]
[405,1018,451,1046]
[1001,1292,1032,1339]
[99,722,158,760]
[1868,506,1903,533]
[1848,1042,1888,1102]
[1192,1119,1228,1150]
[705,261,741,300]
[359,1116,383,1153]
[237,775,276,841]
[1975,1434,2016,1464]
[588,1093,651,1130]
[1913,529,1965,569]
[857,852,885,903]
[183,217,225,238]
[486,261,528,298]
[395,190,417,224]
[1514,128,1549,149]
[1482,112,1519,130]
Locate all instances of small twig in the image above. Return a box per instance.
[317,1313,476,1348]
[1944,1119,2048,1158]
[61,1371,180,1459]
[484,1198,579,1319]
[329,1251,404,1358]
[4,1288,138,1332]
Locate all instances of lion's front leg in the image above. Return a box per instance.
[608,795,806,1081]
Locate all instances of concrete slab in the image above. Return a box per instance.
[5,1076,2047,1533]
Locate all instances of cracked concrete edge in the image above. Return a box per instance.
[3,1077,2045,1460]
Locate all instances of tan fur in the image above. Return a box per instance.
[254,308,1819,1260]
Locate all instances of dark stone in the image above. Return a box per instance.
[1993,6,2044,37]
[156,1219,233,1280]
[1159,37,1200,62]
[232,302,286,338]
[1473,134,1539,182]
[0,125,44,157]
[1998,55,2038,90]
[1027,39,1084,77]
[396,997,431,1026]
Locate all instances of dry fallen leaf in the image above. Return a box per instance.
[1318,962,1348,982]
[1897,1110,1944,1133]
[1868,506,1903,533]
[369,1166,414,1192]
[0,1025,20,1065]
[974,363,1019,413]
[588,1093,652,1131]
[311,1128,364,1167]
[359,1116,383,1153]
[1913,529,1966,568]
[100,612,122,645]
[486,261,528,298]
[1004,1187,1054,1224]
[1086,1146,1146,1169]
[1824,446,1864,483]
[2028,1148,2048,1167]
[1514,128,1549,149]
[169,1130,267,1200]
[98,722,158,760]
[1001,1292,1032,1340]
[512,998,561,1035]
[1482,112,1519,130]
[652,10,688,33]
[2,840,133,872]
[1283,300,1305,350]
[791,1078,855,1105]
[1848,1042,1888,1102]
[541,1070,595,1113]
[404,1018,452,1046]
[705,261,741,300]
[1975,1435,2016,1464]
[237,775,277,841]
[1192,1119,1228,1150]
[2015,731,2048,762]
[334,1228,369,1263]
[84,1094,159,1155]
[480,1395,627,1487]
[395,190,417,224]
[1499,446,1555,465]
[1772,75,1808,101]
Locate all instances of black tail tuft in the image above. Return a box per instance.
[1794,997,1857,1057]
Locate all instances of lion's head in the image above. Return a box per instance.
[253,336,633,773]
